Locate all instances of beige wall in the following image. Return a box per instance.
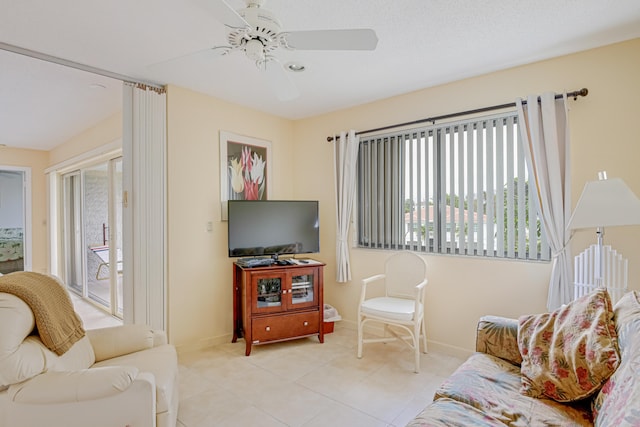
[166,38,640,355]
[0,147,49,273]
[166,85,295,350]
[290,38,640,355]
[7,38,639,357]
[48,111,122,166]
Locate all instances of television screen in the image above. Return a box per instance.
[227,200,320,258]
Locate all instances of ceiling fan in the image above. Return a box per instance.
[192,0,378,100]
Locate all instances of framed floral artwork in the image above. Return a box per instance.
[220,131,271,220]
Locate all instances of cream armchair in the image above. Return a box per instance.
[0,282,178,427]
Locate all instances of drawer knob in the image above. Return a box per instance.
[265,326,271,331]
[303,321,309,326]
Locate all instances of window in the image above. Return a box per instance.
[356,111,550,261]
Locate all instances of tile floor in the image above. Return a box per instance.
[72,298,465,427]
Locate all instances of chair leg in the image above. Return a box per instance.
[357,316,364,359]
[413,322,421,373]
[421,316,428,354]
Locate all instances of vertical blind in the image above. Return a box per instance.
[357,111,550,261]
[122,83,168,329]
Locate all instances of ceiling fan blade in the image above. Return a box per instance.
[264,60,300,101]
[192,0,249,29]
[284,29,378,51]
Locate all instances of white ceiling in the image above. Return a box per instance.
[0,49,122,151]
[2,0,640,152]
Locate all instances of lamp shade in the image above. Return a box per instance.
[568,177,640,230]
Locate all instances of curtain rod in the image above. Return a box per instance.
[0,42,165,90]
[326,88,588,142]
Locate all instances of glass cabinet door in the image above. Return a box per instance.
[256,276,282,309]
[290,271,316,307]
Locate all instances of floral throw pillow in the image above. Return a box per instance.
[517,289,620,402]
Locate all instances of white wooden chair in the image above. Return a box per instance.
[574,244,628,305]
[357,251,428,373]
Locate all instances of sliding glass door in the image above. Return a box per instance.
[62,157,123,317]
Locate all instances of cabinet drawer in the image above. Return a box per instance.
[252,311,319,343]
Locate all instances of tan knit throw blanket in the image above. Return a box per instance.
[0,271,85,355]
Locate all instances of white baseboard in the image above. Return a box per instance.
[175,333,232,355]
[175,323,474,361]
[338,318,473,360]
[426,340,473,360]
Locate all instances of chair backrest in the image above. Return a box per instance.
[384,251,428,299]
[574,244,628,304]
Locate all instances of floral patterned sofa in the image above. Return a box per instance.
[408,289,640,427]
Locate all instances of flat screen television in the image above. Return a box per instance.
[227,200,320,258]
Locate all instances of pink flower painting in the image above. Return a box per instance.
[227,142,267,200]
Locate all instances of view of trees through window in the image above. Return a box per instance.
[406,178,542,254]
[357,111,550,261]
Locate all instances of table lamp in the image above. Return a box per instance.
[568,171,640,288]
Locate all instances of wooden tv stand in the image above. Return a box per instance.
[232,260,325,356]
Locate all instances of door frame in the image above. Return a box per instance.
[0,165,32,272]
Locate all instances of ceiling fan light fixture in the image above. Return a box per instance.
[245,38,265,62]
